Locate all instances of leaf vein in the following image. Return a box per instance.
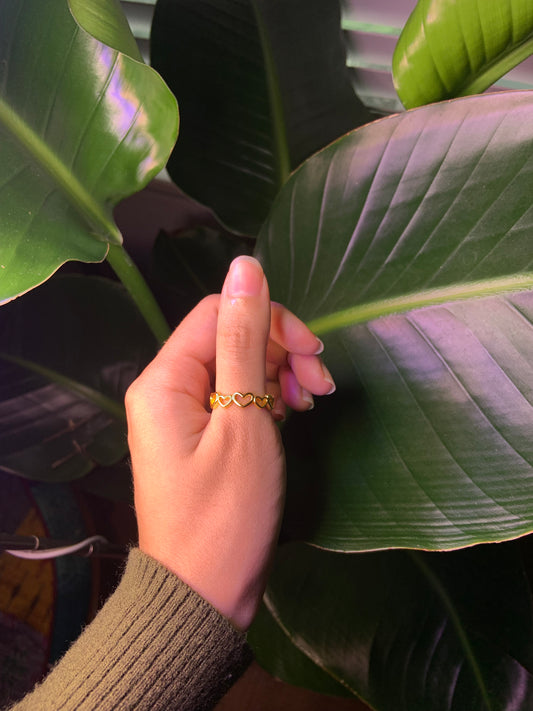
[349,326,471,532]
[409,309,533,498]
[356,116,464,303]
[297,157,336,311]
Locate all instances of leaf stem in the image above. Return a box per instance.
[106,244,171,345]
[0,353,126,422]
[307,274,533,335]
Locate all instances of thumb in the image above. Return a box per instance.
[215,256,270,398]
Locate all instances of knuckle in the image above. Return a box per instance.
[124,375,147,417]
[199,293,220,310]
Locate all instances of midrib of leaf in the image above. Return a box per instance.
[306,274,533,335]
[0,353,126,422]
[409,552,492,710]
[457,30,533,97]
[0,96,122,245]
[250,0,291,189]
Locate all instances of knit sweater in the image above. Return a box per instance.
[7,549,253,710]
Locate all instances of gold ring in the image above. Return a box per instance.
[210,392,274,411]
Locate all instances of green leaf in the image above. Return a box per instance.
[69,0,143,60]
[282,291,533,551]
[0,0,178,304]
[253,542,533,710]
[150,0,370,235]
[392,0,533,109]
[256,91,533,550]
[0,275,157,482]
[248,603,354,700]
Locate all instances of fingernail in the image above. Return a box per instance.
[225,256,264,297]
[321,363,336,395]
[302,389,314,410]
[314,338,324,355]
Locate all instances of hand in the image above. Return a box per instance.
[125,256,335,630]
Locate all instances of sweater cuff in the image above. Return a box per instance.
[12,549,253,711]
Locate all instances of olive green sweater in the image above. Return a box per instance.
[8,549,253,710]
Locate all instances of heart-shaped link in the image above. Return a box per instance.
[232,392,254,407]
[210,393,233,408]
[254,395,274,410]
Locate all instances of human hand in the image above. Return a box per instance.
[125,256,335,630]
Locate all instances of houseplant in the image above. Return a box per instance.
[3,0,533,708]
[152,2,533,706]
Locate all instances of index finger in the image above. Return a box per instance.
[270,302,323,356]
[137,294,220,405]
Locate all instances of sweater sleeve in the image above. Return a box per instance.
[7,549,253,711]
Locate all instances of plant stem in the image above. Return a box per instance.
[307,273,533,336]
[0,353,126,422]
[106,244,171,345]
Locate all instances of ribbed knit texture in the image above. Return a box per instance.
[7,550,253,710]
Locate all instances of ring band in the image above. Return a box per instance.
[210,392,274,411]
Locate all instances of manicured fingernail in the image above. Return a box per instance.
[322,363,336,395]
[225,256,264,297]
[314,338,324,355]
[302,389,315,411]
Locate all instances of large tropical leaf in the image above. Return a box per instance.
[252,542,533,711]
[150,0,370,235]
[0,275,157,482]
[256,91,533,551]
[249,603,354,700]
[393,0,533,109]
[0,0,178,304]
